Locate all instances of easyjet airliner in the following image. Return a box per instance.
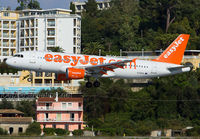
[6,34,191,88]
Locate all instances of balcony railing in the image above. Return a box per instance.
[3,25,9,28]
[37,106,83,111]
[3,34,9,38]
[3,44,9,47]
[37,118,82,122]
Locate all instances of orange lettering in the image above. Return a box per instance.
[90,57,98,65]
[71,56,80,66]
[63,55,71,63]
[98,57,106,64]
[109,59,116,63]
[44,54,53,62]
[80,55,89,65]
[54,54,62,63]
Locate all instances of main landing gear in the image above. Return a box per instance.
[86,78,100,88]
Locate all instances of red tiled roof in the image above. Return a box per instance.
[38,97,83,102]
[0,109,24,114]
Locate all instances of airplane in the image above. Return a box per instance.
[6,34,191,88]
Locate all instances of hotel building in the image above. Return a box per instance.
[36,95,84,131]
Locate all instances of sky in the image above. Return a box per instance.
[0,0,86,10]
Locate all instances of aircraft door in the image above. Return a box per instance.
[29,53,36,64]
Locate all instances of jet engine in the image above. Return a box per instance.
[56,68,85,80]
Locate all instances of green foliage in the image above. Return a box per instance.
[0,127,8,135]
[54,128,69,136]
[70,2,75,14]
[81,69,200,136]
[72,129,84,136]
[48,46,64,53]
[186,126,200,136]
[43,128,69,136]
[0,98,14,109]
[16,0,41,10]
[38,87,68,97]
[25,122,41,135]
[16,100,36,118]
[0,62,19,74]
[43,128,55,136]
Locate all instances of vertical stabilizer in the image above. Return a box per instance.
[153,34,190,65]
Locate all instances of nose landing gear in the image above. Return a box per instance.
[86,78,100,88]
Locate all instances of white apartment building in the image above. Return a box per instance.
[0,8,81,62]
[18,9,81,54]
[72,0,111,14]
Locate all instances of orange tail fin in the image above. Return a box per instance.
[153,34,190,65]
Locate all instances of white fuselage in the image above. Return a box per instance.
[6,51,191,79]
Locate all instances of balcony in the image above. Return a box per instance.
[37,118,82,123]
[3,44,9,47]
[11,25,16,29]
[37,106,83,111]
[3,34,9,38]
[47,21,55,27]
[3,24,9,28]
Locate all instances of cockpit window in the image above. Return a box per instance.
[14,54,24,58]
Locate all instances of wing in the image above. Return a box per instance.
[82,59,137,76]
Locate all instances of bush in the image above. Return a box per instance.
[99,128,116,136]
[54,128,69,136]
[43,128,55,136]
[72,129,84,136]
[0,127,7,135]
[186,126,200,136]
[26,122,41,135]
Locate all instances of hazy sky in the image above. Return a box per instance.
[0,0,86,10]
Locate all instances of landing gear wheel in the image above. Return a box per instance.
[93,81,100,87]
[86,82,92,88]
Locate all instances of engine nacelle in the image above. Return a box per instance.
[56,68,85,80]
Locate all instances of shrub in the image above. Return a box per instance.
[26,122,41,135]
[54,128,69,136]
[72,129,84,136]
[0,127,7,135]
[99,128,116,136]
[43,128,55,136]
[186,126,200,136]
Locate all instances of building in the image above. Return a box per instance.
[18,9,81,54]
[72,0,111,14]
[36,95,83,131]
[0,109,33,135]
[0,10,19,63]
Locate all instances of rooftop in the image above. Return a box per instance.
[0,109,24,114]
[0,117,32,124]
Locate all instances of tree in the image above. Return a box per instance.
[16,0,41,10]
[85,0,98,17]
[70,2,76,14]
[26,122,41,135]
[27,0,41,9]
[0,98,14,109]
[48,46,64,53]
[16,100,36,118]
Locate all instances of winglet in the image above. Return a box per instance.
[153,34,190,65]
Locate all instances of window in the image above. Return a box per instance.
[62,103,66,109]
[70,113,74,121]
[18,127,23,133]
[78,124,81,130]
[45,113,49,121]
[47,39,55,45]
[53,124,56,128]
[43,124,46,128]
[47,20,55,26]
[4,12,9,16]
[9,127,13,134]
[68,102,72,107]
